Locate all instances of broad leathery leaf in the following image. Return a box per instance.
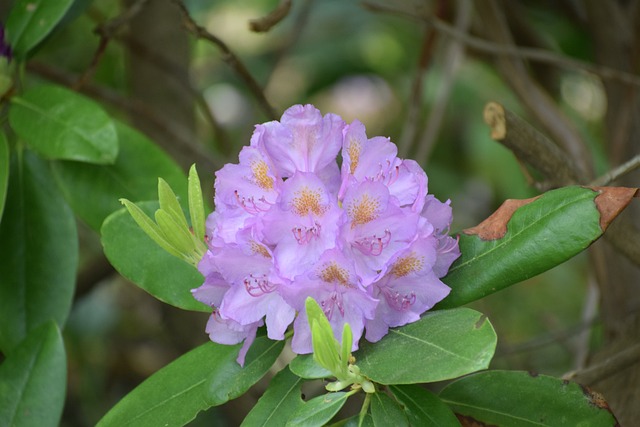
[355,308,496,385]
[0,150,77,352]
[389,385,459,427]
[439,370,618,426]
[330,413,374,427]
[10,85,118,164]
[188,165,206,242]
[371,392,408,427]
[285,391,354,427]
[0,132,8,220]
[438,186,637,308]
[98,336,283,427]
[240,366,304,427]
[289,354,333,380]
[5,0,74,57]
[0,322,66,427]
[52,120,188,231]
[101,201,208,312]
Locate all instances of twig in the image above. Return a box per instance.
[590,154,640,186]
[483,102,580,185]
[171,0,277,120]
[414,0,472,163]
[249,0,292,32]
[564,342,640,385]
[362,1,640,89]
[574,275,600,370]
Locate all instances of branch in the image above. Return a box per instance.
[483,102,581,186]
[590,155,640,186]
[171,0,277,120]
[249,0,292,32]
[564,342,640,385]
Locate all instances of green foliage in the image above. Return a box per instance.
[439,370,618,426]
[289,354,333,379]
[439,186,604,308]
[370,392,408,427]
[0,322,66,427]
[9,85,119,164]
[100,201,208,312]
[4,0,74,58]
[388,385,459,427]
[0,133,8,220]
[356,308,496,384]
[97,336,284,427]
[285,391,355,427]
[0,150,77,352]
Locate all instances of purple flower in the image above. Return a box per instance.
[192,104,460,365]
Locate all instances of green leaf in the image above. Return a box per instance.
[330,413,374,427]
[439,370,618,426]
[240,367,305,427]
[51,121,188,231]
[355,308,496,384]
[0,132,8,220]
[306,297,343,377]
[289,354,333,380]
[101,201,207,312]
[0,150,77,352]
[370,392,408,427]
[439,187,606,308]
[98,336,284,427]
[188,165,206,242]
[285,392,353,427]
[154,208,195,257]
[389,385,460,427]
[0,322,66,427]
[158,178,189,230]
[9,85,118,164]
[5,0,74,57]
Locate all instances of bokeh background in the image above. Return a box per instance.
[2,0,638,425]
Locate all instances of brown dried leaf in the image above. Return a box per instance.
[463,196,540,241]
[588,186,639,231]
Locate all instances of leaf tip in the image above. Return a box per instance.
[588,186,639,232]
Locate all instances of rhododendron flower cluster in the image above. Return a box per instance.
[192,105,460,365]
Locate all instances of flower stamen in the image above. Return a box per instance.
[244,274,276,296]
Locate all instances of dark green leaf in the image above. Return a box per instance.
[0,132,8,220]
[98,336,284,427]
[389,385,460,427]
[52,121,187,231]
[439,370,618,426]
[439,187,609,308]
[240,367,304,427]
[355,308,496,384]
[286,392,353,427]
[101,201,207,312]
[0,322,66,427]
[0,150,77,352]
[371,392,408,427]
[289,354,333,380]
[330,413,374,427]
[10,85,118,164]
[5,0,74,57]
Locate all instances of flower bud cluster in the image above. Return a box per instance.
[193,105,460,365]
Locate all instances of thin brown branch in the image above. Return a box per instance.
[590,154,640,186]
[249,0,292,32]
[564,342,640,385]
[483,102,581,185]
[362,1,640,89]
[171,0,277,120]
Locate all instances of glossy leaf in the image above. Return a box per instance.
[286,391,354,427]
[439,186,629,308]
[355,308,496,384]
[389,385,460,427]
[52,121,187,231]
[240,367,305,427]
[370,392,408,427]
[331,413,374,427]
[0,132,8,220]
[439,370,618,426]
[289,354,333,380]
[10,85,118,164]
[98,336,284,427]
[0,322,66,427]
[5,0,74,57]
[0,150,77,352]
[101,201,208,312]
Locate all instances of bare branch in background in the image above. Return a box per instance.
[171,0,278,120]
[590,155,640,187]
[564,342,640,385]
[249,0,292,32]
[414,0,472,163]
